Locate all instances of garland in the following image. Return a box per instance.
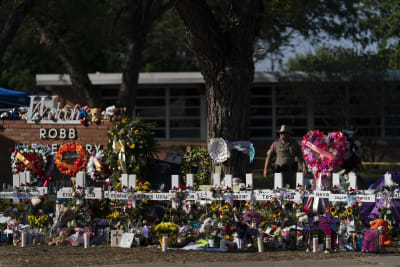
[55,143,89,177]
[10,145,53,186]
[180,146,211,185]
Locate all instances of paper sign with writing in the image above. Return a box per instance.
[375,192,389,199]
[111,230,123,247]
[329,194,348,202]
[105,191,129,200]
[232,192,251,201]
[254,192,274,201]
[0,192,40,199]
[356,194,375,202]
[313,191,331,198]
[393,191,400,199]
[119,233,135,248]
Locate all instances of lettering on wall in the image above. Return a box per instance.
[32,143,103,153]
[40,128,76,139]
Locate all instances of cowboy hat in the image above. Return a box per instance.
[277,124,292,134]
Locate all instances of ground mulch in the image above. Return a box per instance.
[0,245,399,267]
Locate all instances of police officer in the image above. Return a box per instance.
[263,125,306,188]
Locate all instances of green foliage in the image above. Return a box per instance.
[143,8,199,72]
[256,0,362,61]
[287,47,390,73]
[180,146,211,186]
[103,116,159,185]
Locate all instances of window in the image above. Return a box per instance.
[134,87,204,140]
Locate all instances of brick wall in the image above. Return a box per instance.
[0,120,113,184]
[0,120,206,185]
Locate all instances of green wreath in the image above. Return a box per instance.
[180,146,211,186]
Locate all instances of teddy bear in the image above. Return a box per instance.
[362,218,391,252]
[90,108,102,124]
[48,228,71,246]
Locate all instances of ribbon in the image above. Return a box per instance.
[112,138,127,173]
[304,141,334,161]
[14,151,37,174]
[93,157,105,178]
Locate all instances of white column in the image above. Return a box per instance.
[121,173,129,189]
[349,172,357,190]
[332,173,340,188]
[128,174,136,190]
[13,174,20,188]
[171,175,179,190]
[25,171,31,184]
[274,173,283,189]
[384,173,394,186]
[213,173,221,187]
[296,172,304,188]
[76,171,86,188]
[224,174,233,189]
[186,174,194,188]
[18,172,26,186]
[246,173,253,189]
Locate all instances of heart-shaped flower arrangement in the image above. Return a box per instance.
[302,130,347,177]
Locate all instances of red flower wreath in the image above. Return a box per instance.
[55,143,89,177]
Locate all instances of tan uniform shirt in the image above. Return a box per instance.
[271,138,303,169]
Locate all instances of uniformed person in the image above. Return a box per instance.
[263,125,306,188]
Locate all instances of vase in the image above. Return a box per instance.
[208,239,215,248]
[159,235,172,250]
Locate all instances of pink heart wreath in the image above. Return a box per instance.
[302,130,347,179]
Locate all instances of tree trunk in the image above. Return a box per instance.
[115,0,173,115]
[38,29,102,107]
[0,0,34,64]
[204,59,253,177]
[118,38,145,115]
[175,0,262,178]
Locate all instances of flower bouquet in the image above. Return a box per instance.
[154,222,179,237]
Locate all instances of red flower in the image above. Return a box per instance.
[179,184,185,190]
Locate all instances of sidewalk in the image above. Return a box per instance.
[92,255,400,267]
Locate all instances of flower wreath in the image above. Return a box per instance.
[180,146,211,185]
[55,143,89,177]
[10,145,53,186]
[302,130,347,178]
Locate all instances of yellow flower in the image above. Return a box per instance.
[388,225,393,230]
[110,132,114,136]
[115,182,121,190]
[142,200,148,204]
[134,129,140,135]
[117,160,121,165]
[210,203,220,211]
[339,213,343,219]
[330,206,337,215]
[346,208,353,216]
[224,235,230,240]
[122,118,127,124]
[130,143,136,149]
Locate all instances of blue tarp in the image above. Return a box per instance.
[0,88,29,109]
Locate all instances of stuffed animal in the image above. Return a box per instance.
[103,105,115,121]
[78,106,89,125]
[296,210,308,224]
[48,228,70,246]
[362,218,391,252]
[90,108,102,124]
